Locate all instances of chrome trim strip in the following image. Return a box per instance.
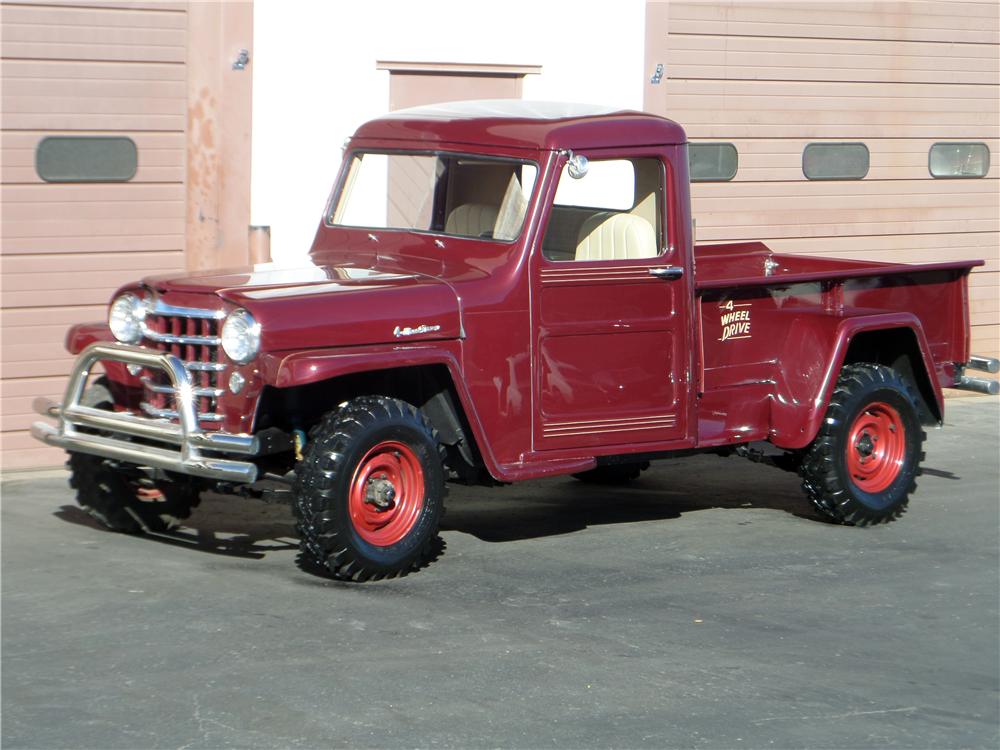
[540,276,659,285]
[184,361,226,372]
[141,378,223,398]
[542,414,677,438]
[140,323,221,346]
[540,266,663,275]
[543,422,677,438]
[542,268,657,280]
[141,402,223,422]
[539,266,668,285]
[30,342,256,483]
[544,414,677,428]
[149,299,227,320]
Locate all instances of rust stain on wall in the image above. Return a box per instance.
[187,85,220,269]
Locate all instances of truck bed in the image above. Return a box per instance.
[694,241,981,290]
[692,241,982,450]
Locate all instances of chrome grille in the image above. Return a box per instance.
[139,300,226,427]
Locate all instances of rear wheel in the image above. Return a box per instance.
[292,396,446,581]
[68,378,202,533]
[799,363,924,525]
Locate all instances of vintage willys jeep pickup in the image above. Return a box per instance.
[33,101,998,581]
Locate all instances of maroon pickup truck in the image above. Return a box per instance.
[33,101,998,581]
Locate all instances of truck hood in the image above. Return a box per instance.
[142,262,463,351]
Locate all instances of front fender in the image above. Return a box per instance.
[66,321,113,354]
[263,342,464,389]
[66,322,140,397]
[770,312,942,450]
[259,342,505,480]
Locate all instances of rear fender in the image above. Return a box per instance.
[770,313,942,450]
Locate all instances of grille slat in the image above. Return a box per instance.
[140,300,224,430]
[141,403,223,422]
[141,378,223,398]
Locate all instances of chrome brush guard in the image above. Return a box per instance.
[31,342,258,483]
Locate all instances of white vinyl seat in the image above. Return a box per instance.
[574,212,657,261]
[445,203,499,238]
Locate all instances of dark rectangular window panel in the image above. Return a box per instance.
[802,142,869,180]
[689,143,738,182]
[929,142,990,178]
[35,136,137,183]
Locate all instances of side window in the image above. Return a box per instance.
[689,143,738,182]
[802,142,870,180]
[929,142,990,178]
[542,157,665,262]
[36,136,137,183]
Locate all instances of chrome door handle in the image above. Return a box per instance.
[649,266,685,280]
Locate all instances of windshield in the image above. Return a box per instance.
[330,151,537,242]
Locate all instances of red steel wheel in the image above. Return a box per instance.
[800,363,923,525]
[293,396,446,581]
[845,401,906,493]
[348,440,426,546]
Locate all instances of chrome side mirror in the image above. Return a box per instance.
[567,153,589,179]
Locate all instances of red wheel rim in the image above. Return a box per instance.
[845,401,906,493]
[348,441,426,546]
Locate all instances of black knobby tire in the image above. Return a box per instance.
[292,396,446,582]
[799,363,924,525]
[67,378,202,533]
[572,462,650,485]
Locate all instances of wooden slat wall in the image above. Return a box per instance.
[0,1,188,470]
[648,0,999,365]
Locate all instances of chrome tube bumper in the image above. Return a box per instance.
[31,342,259,483]
[953,355,1000,396]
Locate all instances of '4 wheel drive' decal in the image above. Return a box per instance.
[719,300,752,342]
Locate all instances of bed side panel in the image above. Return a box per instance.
[843,268,973,368]
[697,269,963,449]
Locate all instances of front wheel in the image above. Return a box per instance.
[292,396,446,581]
[799,363,924,525]
[67,378,202,533]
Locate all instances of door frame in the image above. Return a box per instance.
[528,145,697,456]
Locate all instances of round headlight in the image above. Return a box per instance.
[221,309,260,364]
[108,293,146,344]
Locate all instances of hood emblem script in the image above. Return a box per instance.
[393,324,441,338]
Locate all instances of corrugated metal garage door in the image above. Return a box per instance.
[1,0,189,470]
[645,0,998,362]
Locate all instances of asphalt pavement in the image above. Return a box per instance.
[2,398,998,750]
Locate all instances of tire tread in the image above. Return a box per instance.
[799,363,923,526]
[292,395,446,581]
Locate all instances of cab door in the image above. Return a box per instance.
[532,150,692,451]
